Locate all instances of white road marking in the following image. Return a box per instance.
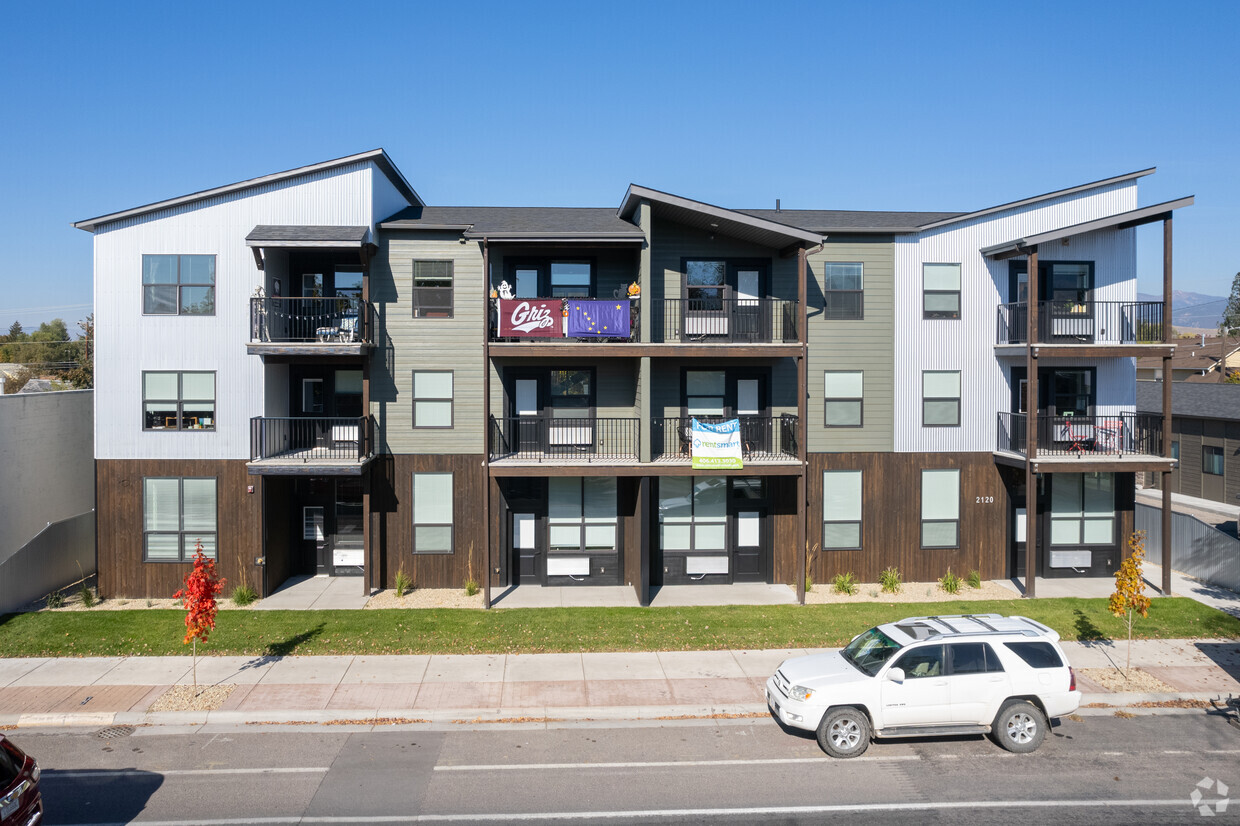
[66,798,1195,825]
[50,767,329,779]
[435,755,920,771]
[1101,751,1125,755]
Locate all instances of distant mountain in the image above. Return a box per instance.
[1137,290,1227,329]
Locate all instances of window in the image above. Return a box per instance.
[412,472,453,553]
[144,477,217,561]
[412,371,453,428]
[922,371,961,427]
[1203,445,1224,476]
[921,469,960,548]
[1050,473,1114,546]
[822,263,863,320]
[923,263,961,319]
[949,643,1004,674]
[823,470,862,550]
[143,372,215,430]
[549,477,618,553]
[1171,440,1180,461]
[1004,642,1064,669]
[686,370,725,417]
[824,371,863,427]
[659,476,726,554]
[550,262,592,297]
[142,254,215,315]
[893,645,945,678]
[412,261,454,318]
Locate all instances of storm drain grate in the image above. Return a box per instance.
[95,725,135,739]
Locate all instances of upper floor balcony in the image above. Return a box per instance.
[247,415,374,475]
[488,296,799,353]
[995,300,1166,353]
[650,415,799,464]
[247,296,374,357]
[995,411,1174,473]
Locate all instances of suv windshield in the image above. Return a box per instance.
[841,627,902,677]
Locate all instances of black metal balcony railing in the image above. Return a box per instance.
[651,415,799,461]
[489,297,641,343]
[250,296,372,344]
[996,412,1163,458]
[657,298,798,343]
[250,416,373,462]
[996,301,1163,346]
[488,416,639,462]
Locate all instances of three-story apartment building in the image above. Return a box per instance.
[75,150,1190,603]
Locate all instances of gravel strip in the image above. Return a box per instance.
[148,684,237,712]
[1079,667,1179,693]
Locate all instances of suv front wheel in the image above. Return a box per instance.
[992,700,1047,753]
[816,707,871,758]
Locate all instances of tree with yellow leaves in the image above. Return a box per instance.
[1109,530,1152,677]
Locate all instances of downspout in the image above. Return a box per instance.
[482,238,492,609]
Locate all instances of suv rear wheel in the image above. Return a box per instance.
[992,700,1047,753]
[816,707,871,758]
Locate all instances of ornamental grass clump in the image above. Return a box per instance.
[879,566,902,594]
[967,569,983,590]
[832,572,858,596]
[938,569,962,595]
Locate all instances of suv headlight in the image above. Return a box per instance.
[789,685,813,701]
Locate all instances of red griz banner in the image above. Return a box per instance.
[498,299,563,338]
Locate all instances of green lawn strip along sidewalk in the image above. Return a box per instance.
[0,597,1236,659]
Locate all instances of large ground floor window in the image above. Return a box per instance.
[549,476,618,553]
[1050,473,1115,546]
[143,477,217,562]
[658,476,726,553]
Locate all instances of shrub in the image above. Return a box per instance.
[394,566,412,598]
[464,579,479,597]
[967,569,982,590]
[231,584,257,606]
[879,566,902,594]
[46,591,64,609]
[78,582,95,608]
[832,571,858,596]
[939,569,962,595]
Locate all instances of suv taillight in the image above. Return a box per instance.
[1069,667,1077,692]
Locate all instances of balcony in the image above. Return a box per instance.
[488,416,640,465]
[490,297,641,345]
[651,415,800,464]
[996,301,1163,348]
[656,298,799,344]
[247,296,373,357]
[995,411,1172,471]
[247,416,374,475]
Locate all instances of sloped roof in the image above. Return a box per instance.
[738,209,963,233]
[74,149,421,232]
[380,206,645,241]
[246,225,370,245]
[1136,380,1240,421]
[617,185,822,249]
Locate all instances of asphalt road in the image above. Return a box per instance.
[16,712,1240,825]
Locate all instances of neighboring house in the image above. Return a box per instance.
[73,151,1192,602]
[0,390,95,613]
[1137,380,1240,508]
[1136,335,1240,381]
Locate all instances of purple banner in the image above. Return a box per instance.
[567,299,630,338]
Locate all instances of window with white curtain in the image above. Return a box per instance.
[1050,473,1115,545]
[658,476,727,553]
[412,472,454,553]
[922,371,961,427]
[923,263,961,319]
[548,477,618,553]
[823,470,862,550]
[921,469,960,548]
[412,371,453,428]
[824,371,863,427]
[143,477,217,562]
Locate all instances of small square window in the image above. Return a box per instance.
[143,371,216,431]
[142,255,215,316]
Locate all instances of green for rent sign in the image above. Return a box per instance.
[691,417,743,469]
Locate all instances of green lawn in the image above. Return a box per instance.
[0,597,1236,658]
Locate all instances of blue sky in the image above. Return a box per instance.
[1,0,1237,332]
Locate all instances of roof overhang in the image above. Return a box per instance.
[981,196,1195,260]
[463,231,646,244]
[73,149,422,232]
[245,225,370,248]
[618,184,822,252]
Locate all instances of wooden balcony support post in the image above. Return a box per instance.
[482,239,493,609]
[1161,217,1173,595]
[796,246,809,605]
[1025,246,1039,598]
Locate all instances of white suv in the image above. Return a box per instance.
[766,614,1081,757]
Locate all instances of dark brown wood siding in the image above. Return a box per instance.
[770,476,802,586]
[807,453,1008,583]
[96,459,262,599]
[374,454,486,589]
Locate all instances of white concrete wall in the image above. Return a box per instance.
[92,161,406,460]
[0,390,94,563]
[894,180,1140,453]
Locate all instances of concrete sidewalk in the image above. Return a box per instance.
[2,639,1237,730]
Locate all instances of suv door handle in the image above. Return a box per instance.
[929,680,947,686]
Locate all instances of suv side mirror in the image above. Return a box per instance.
[886,667,905,683]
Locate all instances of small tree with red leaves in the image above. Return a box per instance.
[174,541,226,693]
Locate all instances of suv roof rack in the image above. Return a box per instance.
[893,614,1046,642]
